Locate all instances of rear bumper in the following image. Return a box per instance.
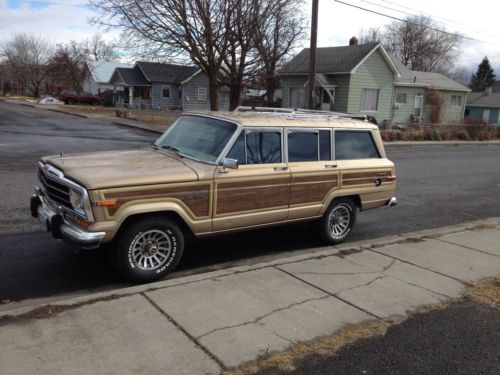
[30,192,105,250]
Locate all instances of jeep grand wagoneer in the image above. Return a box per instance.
[31,109,397,282]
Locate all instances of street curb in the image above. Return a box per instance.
[112,121,164,134]
[46,108,89,118]
[1,217,498,320]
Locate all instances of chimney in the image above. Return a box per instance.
[349,36,358,46]
[486,86,492,95]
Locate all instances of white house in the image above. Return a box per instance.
[83,61,133,95]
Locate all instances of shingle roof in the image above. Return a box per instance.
[466,91,500,108]
[86,61,133,83]
[136,62,199,84]
[280,43,379,74]
[111,66,149,86]
[388,53,470,92]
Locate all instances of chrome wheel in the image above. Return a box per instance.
[130,229,173,271]
[328,204,351,238]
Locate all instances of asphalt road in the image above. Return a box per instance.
[1,101,499,303]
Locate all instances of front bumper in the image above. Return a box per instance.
[30,192,105,250]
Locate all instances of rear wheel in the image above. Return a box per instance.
[320,198,357,245]
[67,99,75,105]
[115,217,184,283]
[91,99,98,106]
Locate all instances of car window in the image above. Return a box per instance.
[319,130,332,160]
[335,131,380,160]
[226,133,246,165]
[288,132,318,162]
[246,131,281,164]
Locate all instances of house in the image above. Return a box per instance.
[109,61,230,111]
[280,41,470,125]
[465,88,500,124]
[83,61,133,95]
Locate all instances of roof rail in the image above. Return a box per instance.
[233,106,378,125]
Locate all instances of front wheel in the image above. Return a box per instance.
[115,217,184,283]
[320,198,357,245]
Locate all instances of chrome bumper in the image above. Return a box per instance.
[386,196,398,208]
[31,192,105,250]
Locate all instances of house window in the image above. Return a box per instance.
[179,88,182,99]
[450,95,462,107]
[360,88,380,111]
[197,87,207,100]
[162,86,171,98]
[395,92,407,104]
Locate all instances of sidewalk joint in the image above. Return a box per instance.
[140,292,226,371]
[435,238,500,259]
[274,265,383,320]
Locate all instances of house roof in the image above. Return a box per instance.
[466,91,500,108]
[388,53,470,92]
[136,61,199,84]
[86,61,133,83]
[111,66,150,86]
[280,43,398,75]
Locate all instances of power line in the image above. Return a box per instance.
[334,0,500,47]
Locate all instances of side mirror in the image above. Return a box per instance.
[221,157,239,170]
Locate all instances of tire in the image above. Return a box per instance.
[67,99,75,105]
[91,100,98,106]
[115,217,184,283]
[320,198,357,245]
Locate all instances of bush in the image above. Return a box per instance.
[381,124,499,142]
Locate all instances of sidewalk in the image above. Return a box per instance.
[1,219,499,374]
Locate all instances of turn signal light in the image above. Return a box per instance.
[95,199,117,206]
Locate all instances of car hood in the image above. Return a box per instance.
[43,148,200,190]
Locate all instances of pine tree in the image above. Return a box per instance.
[469,57,496,92]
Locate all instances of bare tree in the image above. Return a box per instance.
[89,0,230,110]
[253,0,306,104]
[382,16,460,74]
[1,33,52,97]
[81,34,118,62]
[359,27,382,44]
[47,42,88,98]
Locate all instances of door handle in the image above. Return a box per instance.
[274,166,288,171]
[324,164,338,169]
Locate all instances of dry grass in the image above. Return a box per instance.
[382,124,500,142]
[223,319,396,375]
[52,104,117,118]
[467,277,500,309]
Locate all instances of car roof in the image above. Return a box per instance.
[183,110,378,130]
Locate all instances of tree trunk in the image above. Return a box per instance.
[265,76,276,106]
[228,81,242,111]
[208,72,219,111]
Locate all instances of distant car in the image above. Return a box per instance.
[59,90,101,105]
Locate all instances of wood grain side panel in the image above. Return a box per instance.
[342,170,393,187]
[105,185,210,217]
[290,175,338,205]
[216,178,289,215]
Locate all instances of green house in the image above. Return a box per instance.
[280,42,470,125]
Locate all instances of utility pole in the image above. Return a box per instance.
[307,0,319,110]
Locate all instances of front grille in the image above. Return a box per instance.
[38,167,72,209]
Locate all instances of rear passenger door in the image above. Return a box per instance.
[212,128,290,231]
[287,128,340,219]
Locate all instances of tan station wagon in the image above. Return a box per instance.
[30,108,397,282]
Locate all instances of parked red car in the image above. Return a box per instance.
[59,90,101,105]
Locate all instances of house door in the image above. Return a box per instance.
[414,95,423,117]
[482,109,490,123]
[289,87,306,109]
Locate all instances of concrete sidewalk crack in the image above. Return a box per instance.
[196,295,331,340]
[334,275,388,296]
[140,293,226,371]
[275,266,383,320]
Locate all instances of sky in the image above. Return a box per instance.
[1,0,500,74]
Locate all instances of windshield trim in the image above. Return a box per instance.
[154,114,243,165]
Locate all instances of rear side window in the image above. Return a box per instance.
[335,131,380,160]
[288,132,318,162]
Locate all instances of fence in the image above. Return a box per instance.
[115,98,182,127]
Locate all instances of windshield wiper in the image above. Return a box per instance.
[160,145,183,157]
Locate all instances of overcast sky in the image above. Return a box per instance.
[1,0,499,73]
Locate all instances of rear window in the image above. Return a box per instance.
[335,131,380,160]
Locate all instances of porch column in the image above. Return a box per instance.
[129,86,133,106]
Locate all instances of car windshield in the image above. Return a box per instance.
[154,115,238,163]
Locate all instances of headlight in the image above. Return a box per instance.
[69,189,85,214]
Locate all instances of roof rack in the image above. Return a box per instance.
[233,106,378,125]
